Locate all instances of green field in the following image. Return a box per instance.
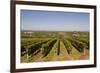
[21,31,89,63]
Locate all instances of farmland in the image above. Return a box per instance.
[21,31,89,63]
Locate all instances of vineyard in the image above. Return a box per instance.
[21,31,89,63]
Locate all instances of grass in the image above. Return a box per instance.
[21,31,89,63]
[43,40,58,61]
[69,46,81,60]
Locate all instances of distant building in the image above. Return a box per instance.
[24,31,33,34]
[72,32,80,37]
[24,31,33,37]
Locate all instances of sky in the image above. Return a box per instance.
[21,10,90,31]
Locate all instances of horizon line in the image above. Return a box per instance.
[21,30,89,32]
